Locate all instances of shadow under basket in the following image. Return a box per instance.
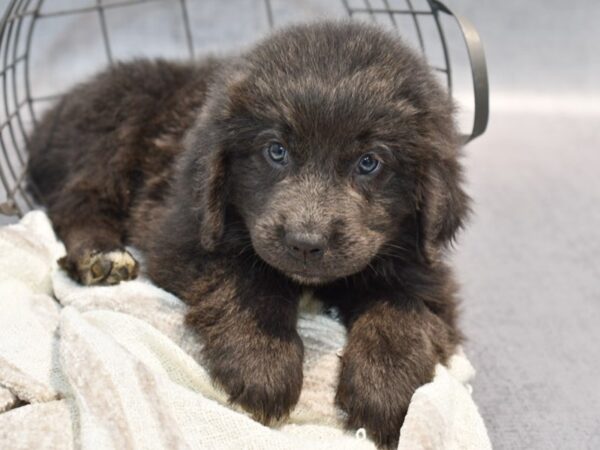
[0,0,488,220]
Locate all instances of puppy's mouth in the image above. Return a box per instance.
[253,246,364,285]
[250,244,330,284]
[284,268,335,285]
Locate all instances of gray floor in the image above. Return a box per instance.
[458,111,600,449]
[1,0,599,448]
[449,2,600,448]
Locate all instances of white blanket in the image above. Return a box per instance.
[0,211,491,449]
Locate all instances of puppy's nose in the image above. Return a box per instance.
[285,232,326,262]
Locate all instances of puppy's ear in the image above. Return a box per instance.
[415,155,470,264]
[195,145,228,251]
[189,64,250,251]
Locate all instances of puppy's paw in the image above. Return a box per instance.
[226,369,302,425]
[336,357,412,450]
[60,249,139,285]
[207,338,304,424]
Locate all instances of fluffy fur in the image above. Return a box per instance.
[27,21,469,449]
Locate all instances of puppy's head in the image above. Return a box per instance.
[188,21,469,284]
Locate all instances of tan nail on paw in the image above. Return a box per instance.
[78,250,139,285]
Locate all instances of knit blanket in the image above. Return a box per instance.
[0,211,491,449]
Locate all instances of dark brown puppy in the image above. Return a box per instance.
[27,21,469,448]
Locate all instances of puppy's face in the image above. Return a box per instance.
[230,130,413,284]
[194,22,466,285]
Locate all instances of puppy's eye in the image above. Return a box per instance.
[356,153,381,175]
[264,142,288,166]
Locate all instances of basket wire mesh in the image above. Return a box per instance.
[0,0,488,219]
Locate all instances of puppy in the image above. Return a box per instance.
[27,21,469,448]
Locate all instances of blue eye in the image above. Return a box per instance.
[356,153,380,175]
[265,142,288,165]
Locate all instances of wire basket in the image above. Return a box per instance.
[0,0,488,219]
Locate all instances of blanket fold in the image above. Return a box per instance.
[0,211,491,450]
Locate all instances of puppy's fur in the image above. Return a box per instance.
[27,22,469,448]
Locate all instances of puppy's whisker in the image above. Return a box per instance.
[367,262,382,279]
[220,234,251,244]
[381,242,410,253]
[375,252,407,262]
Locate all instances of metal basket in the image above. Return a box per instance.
[0,0,488,219]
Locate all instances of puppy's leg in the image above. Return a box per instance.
[49,179,138,286]
[183,262,304,424]
[334,297,455,449]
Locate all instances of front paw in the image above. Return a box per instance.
[208,336,304,424]
[336,350,435,450]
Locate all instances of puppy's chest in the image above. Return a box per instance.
[298,290,343,323]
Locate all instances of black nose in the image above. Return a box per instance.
[285,232,326,262]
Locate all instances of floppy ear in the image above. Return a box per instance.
[415,155,470,264]
[184,115,229,252]
[194,145,228,251]
[186,61,248,251]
